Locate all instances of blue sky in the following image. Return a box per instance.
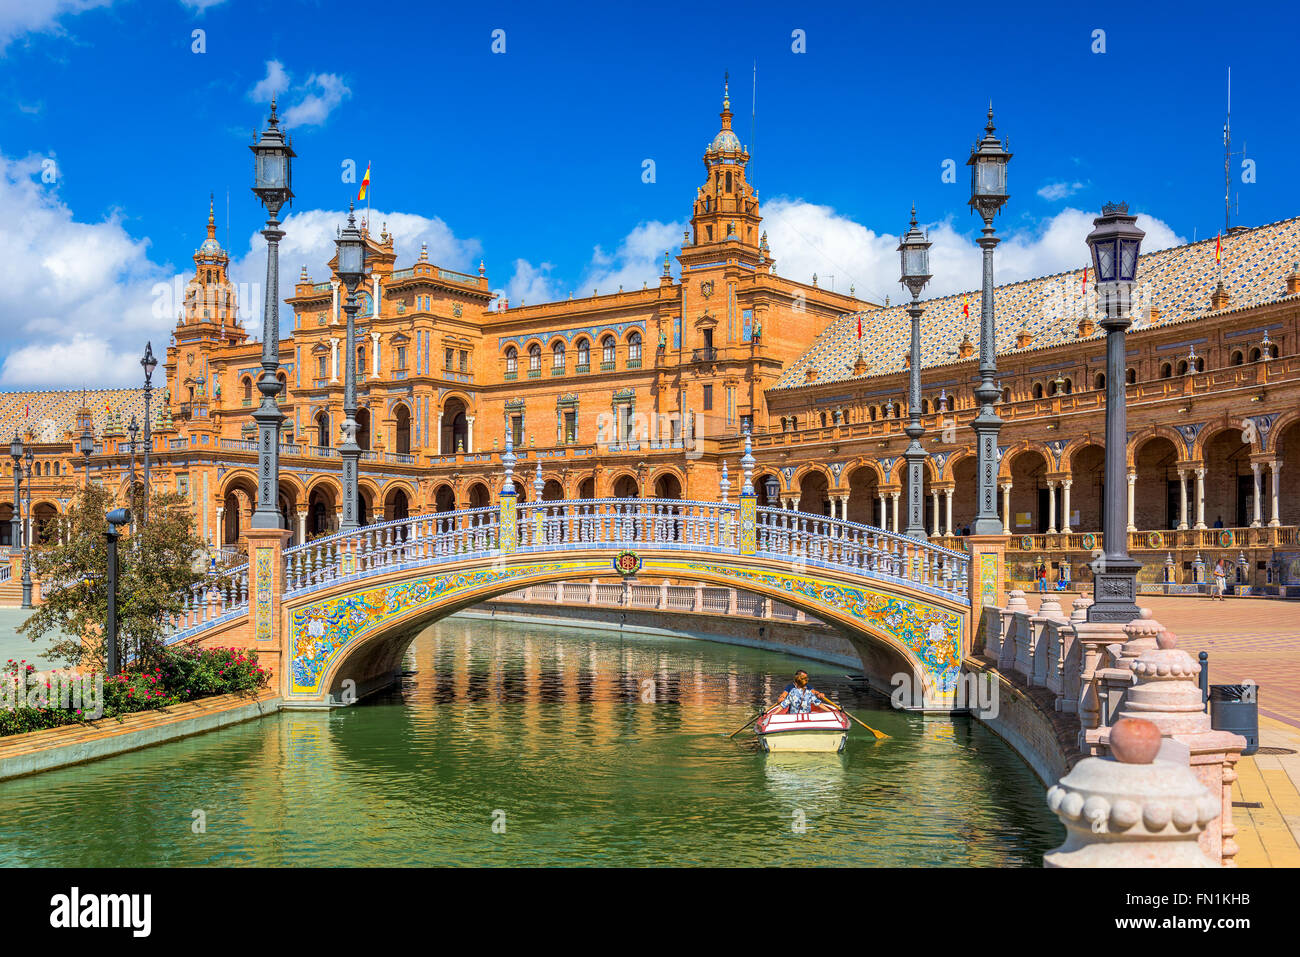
[1,0,1296,387]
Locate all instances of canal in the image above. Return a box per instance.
[0,617,1062,866]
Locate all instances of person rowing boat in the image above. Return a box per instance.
[774,670,834,714]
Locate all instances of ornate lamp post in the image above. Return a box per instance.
[249,98,295,530]
[1085,202,1145,624]
[77,415,94,487]
[21,444,33,609]
[140,341,157,522]
[127,415,139,499]
[8,435,20,555]
[967,107,1011,535]
[764,474,780,509]
[898,206,932,540]
[335,205,366,530]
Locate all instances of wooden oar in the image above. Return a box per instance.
[820,698,889,740]
[727,702,779,739]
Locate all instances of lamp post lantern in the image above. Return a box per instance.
[77,417,94,487]
[105,507,131,677]
[898,206,932,540]
[967,106,1012,535]
[763,474,780,508]
[21,444,33,609]
[140,341,157,522]
[335,204,366,530]
[1085,202,1145,624]
[249,97,295,530]
[8,435,20,556]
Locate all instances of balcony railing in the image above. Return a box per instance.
[691,347,717,362]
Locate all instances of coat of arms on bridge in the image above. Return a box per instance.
[613,549,642,577]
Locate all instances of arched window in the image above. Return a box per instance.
[602,335,615,366]
[1001,388,1011,404]
[1160,362,1173,378]
[869,406,877,421]
[357,345,366,372]
[528,343,542,372]
[1032,383,1044,399]
[552,342,565,371]
[820,411,828,427]
[576,338,590,368]
[1095,372,1106,390]
[1126,367,1137,384]
[1231,350,1244,366]
[505,346,518,374]
[628,331,642,365]
[1176,359,1188,375]
[53,462,60,476]
[1062,378,1073,395]
[242,377,252,405]
[921,399,930,414]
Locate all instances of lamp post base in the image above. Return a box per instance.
[1086,555,1143,624]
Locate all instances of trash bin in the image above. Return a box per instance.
[1209,684,1259,756]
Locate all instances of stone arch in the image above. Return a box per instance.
[942,446,976,483]
[1199,425,1253,528]
[466,482,491,510]
[383,484,412,522]
[393,402,412,454]
[1264,409,1300,455]
[441,395,470,454]
[1067,443,1106,533]
[32,501,59,544]
[1006,446,1050,533]
[845,462,883,526]
[1127,425,1187,469]
[609,472,640,498]
[649,466,686,499]
[1131,433,1181,530]
[753,470,781,507]
[575,475,596,499]
[432,483,457,513]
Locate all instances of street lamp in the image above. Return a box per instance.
[1085,202,1145,624]
[8,434,20,556]
[140,341,157,522]
[335,204,366,530]
[249,97,295,530]
[21,444,33,609]
[967,105,1012,535]
[77,416,94,487]
[898,206,932,540]
[104,507,131,677]
[763,474,780,509]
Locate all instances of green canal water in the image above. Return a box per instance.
[0,617,1063,866]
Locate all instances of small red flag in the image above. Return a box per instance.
[962,296,970,318]
[1082,266,1088,296]
[1215,233,1222,263]
[856,315,862,339]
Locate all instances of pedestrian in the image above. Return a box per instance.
[1037,559,1048,593]
[1212,558,1227,601]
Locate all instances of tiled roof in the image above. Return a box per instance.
[774,216,1300,390]
[0,389,149,445]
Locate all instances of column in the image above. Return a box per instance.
[930,490,941,537]
[372,274,380,322]
[1126,470,1137,532]
[1251,462,1263,527]
[331,279,339,323]
[1047,480,1058,535]
[944,488,954,536]
[1269,460,1282,527]
[1000,482,1012,535]
[1177,469,1189,530]
[214,506,224,547]
[296,508,307,546]
[1194,467,1207,530]
[370,331,381,377]
[330,338,339,382]
[466,416,474,453]
[890,491,900,533]
[436,412,444,454]
[791,496,801,512]
[1061,480,1073,534]
[877,493,887,530]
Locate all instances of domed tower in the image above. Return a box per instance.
[681,74,765,269]
[184,194,240,330]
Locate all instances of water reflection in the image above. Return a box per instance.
[0,617,1061,867]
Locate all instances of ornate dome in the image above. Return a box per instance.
[709,128,742,153]
[199,236,225,257]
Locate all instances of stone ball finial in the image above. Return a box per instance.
[1110,717,1162,765]
[1157,631,1177,650]
[1139,606,1153,620]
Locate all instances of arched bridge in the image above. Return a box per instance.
[166,495,975,709]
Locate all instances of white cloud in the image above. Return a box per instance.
[577,219,684,295]
[179,0,227,10]
[760,198,1184,303]
[499,259,556,307]
[1038,181,1087,201]
[249,59,289,104]
[0,152,173,389]
[247,62,350,128]
[282,73,350,128]
[0,0,112,51]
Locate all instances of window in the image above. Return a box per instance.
[628,332,642,366]
[577,339,590,369]
[505,347,518,375]
[396,346,407,370]
[1160,362,1173,378]
[1126,367,1137,384]
[357,346,366,372]
[242,377,252,406]
[1231,350,1244,365]
[564,411,576,444]
[1095,372,1105,390]
[725,171,732,192]
[528,344,542,375]
[703,385,713,410]
[1032,383,1044,399]
[601,336,615,368]
[511,414,523,447]
[445,348,454,370]
[459,350,468,373]
[703,328,714,350]
[552,342,566,372]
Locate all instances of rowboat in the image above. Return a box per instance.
[755,708,850,753]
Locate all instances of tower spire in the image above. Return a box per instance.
[207,192,216,240]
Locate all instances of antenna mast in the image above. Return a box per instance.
[1224,67,1231,234]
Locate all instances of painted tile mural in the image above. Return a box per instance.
[255,546,273,642]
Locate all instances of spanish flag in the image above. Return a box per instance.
[962,296,970,318]
[856,315,862,340]
[1215,233,1222,263]
[1081,266,1088,296]
[357,163,371,202]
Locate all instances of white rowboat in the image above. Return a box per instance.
[755,709,850,753]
